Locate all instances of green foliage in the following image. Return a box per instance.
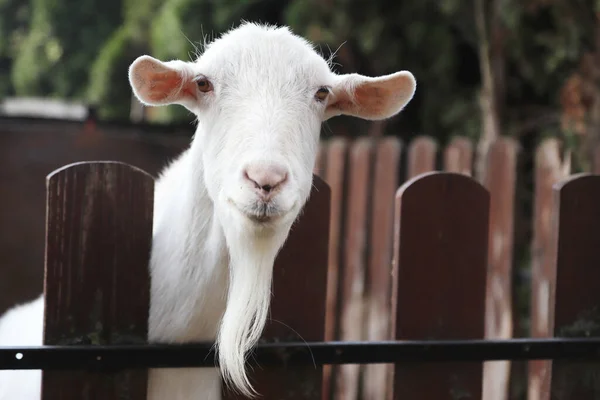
[0,0,29,96]
[0,0,597,144]
[284,0,482,140]
[11,0,122,99]
[87,26,134,120]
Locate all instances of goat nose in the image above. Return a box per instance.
[244,164,288,195]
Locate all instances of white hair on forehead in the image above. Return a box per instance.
[197,21,331,74]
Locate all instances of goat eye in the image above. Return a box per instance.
[196,77,213,93]
[315,87,330,102]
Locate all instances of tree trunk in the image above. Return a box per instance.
[476,1,510,400]
[474,0,504,181]
[588,17,600,170]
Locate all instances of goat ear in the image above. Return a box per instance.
[128,55,197,107]
[324,71,416,121]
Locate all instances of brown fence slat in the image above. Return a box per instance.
[482,137,518,400]
[335,138,374,400]
[407,136,437,179]
[549,174,600,399]
[528,139,570,400]
[362,137,402,400]
[443,136,473,176]
[322,137,349,399]
[392,172,489,400]
[42,161,154,399]
[224,175,331,399]
[314,142,326,176]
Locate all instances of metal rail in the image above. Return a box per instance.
[1,338,600,371]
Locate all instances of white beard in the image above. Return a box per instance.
[216,218,291,397]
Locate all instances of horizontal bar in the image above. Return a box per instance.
[1,338,600,371]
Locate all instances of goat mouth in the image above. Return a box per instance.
[228,199,283,224]
[248,213,274,223]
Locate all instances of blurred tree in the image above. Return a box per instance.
[0,0,29,97]
[2,0,599,170]
[284,0,482,142]
[11,0,123,99]
[87,0,161,120]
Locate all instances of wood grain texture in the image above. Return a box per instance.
[42,161,154,400]
[223,174,331,400]
[482,138,518,400]
[528,139,570,400]
[362,137,402,400]
[549,174,600,400]
[322,137,348,400]
[335,138,373,400]
[0,124,186,318]
[392,172,489,400]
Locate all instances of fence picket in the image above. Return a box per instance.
[392,172,489,400]
[482,138,518,400]
[443,136,473,176]
[223,175,331,399]
[549,174,600,399]
[42,161,154,400]
[322,137,349,400]
[314,142,326,176]
[407,136,437,178]
[362,137,402,400]
[335,138,374,400]
[529,139,571,400]
[594,145,600,175]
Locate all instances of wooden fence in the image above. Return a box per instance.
[314,135,600,400]
[20,134,599,399]
[2,122,600,399]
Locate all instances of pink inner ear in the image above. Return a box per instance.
[132,59,197,105]
[355,85,389,115]
[147,70,197,103]
[328,83,388,117]
[142,70,179,102]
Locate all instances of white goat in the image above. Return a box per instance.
[0,22,416,399]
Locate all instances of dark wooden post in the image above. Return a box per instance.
[407,136,437,179]
[481,137,518,400]
[223,174,331,399]
[529,139,570,400]
[391,172,489,400]
[362,137,402,400]
[42,161,154,399]
[549,174,600,399]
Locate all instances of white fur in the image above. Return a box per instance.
[0,22,416,399]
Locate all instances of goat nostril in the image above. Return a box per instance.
[244,164,288,196]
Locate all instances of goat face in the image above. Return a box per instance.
[129,22,416,237]
[194,24,329,236]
